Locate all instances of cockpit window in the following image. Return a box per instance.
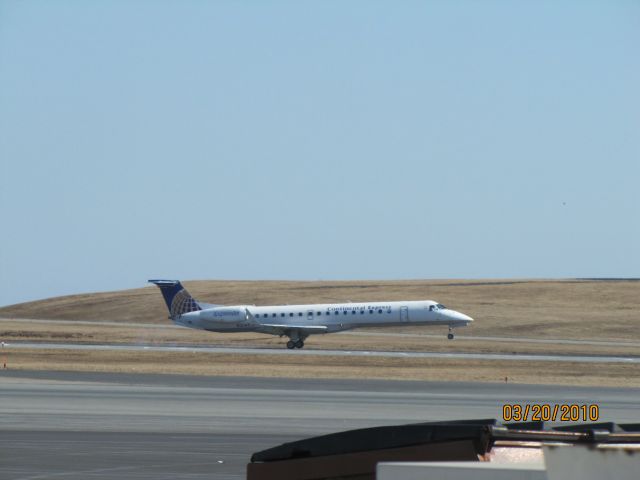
[436,304,447,309]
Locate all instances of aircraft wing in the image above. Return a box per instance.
[257,324,328,336]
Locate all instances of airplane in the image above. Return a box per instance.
[149,279,474,349]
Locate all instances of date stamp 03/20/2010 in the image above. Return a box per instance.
[502,404,600,422]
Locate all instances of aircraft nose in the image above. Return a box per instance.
[450,310,473,323]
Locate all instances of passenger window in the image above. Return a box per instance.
[281,313,285,317]
[360,311,364,314]
[317,312,322,316]
[352,311,356,314]
[343,311,347,315]
[298,312,303,317]
[378,309,383,314]
[272,313,276,318]
[289,313,294,317]
[369,310,374,314]
[334,311,339,315]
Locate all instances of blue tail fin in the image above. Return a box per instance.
[148,279,201,320]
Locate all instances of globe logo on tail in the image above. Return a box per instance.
[170,289,200,319]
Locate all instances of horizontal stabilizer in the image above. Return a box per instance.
[148,279,201,319]
[148,279,180,287]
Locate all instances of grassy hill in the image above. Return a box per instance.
[1,279,638,340]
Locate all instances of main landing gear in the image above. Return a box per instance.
[447,325,455,340]
[286,339,305,349]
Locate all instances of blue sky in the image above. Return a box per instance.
[1,1,638,306]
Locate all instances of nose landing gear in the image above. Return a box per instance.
[447,326,455,340]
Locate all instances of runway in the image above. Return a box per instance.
[4,317,640,348]
[5,340,640,363]
[1,371,639,479]
[342,330,640,348]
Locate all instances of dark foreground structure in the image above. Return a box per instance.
[248,419,640,480]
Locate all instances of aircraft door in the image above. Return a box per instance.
[400,306,409,322]
[307,310,314,321]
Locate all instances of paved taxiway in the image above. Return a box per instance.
[6,340,640,363]
[1,371,639,479]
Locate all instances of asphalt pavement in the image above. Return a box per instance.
[6,340,640,363]
[1,370,639,479]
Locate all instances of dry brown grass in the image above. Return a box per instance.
[1,279,638,385]
[3,347,638,387]
[1,320,639,357]
[1,279,638,340]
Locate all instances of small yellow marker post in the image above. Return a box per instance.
[2,342,6,369]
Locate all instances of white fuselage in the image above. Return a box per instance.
[176,299,473,334]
